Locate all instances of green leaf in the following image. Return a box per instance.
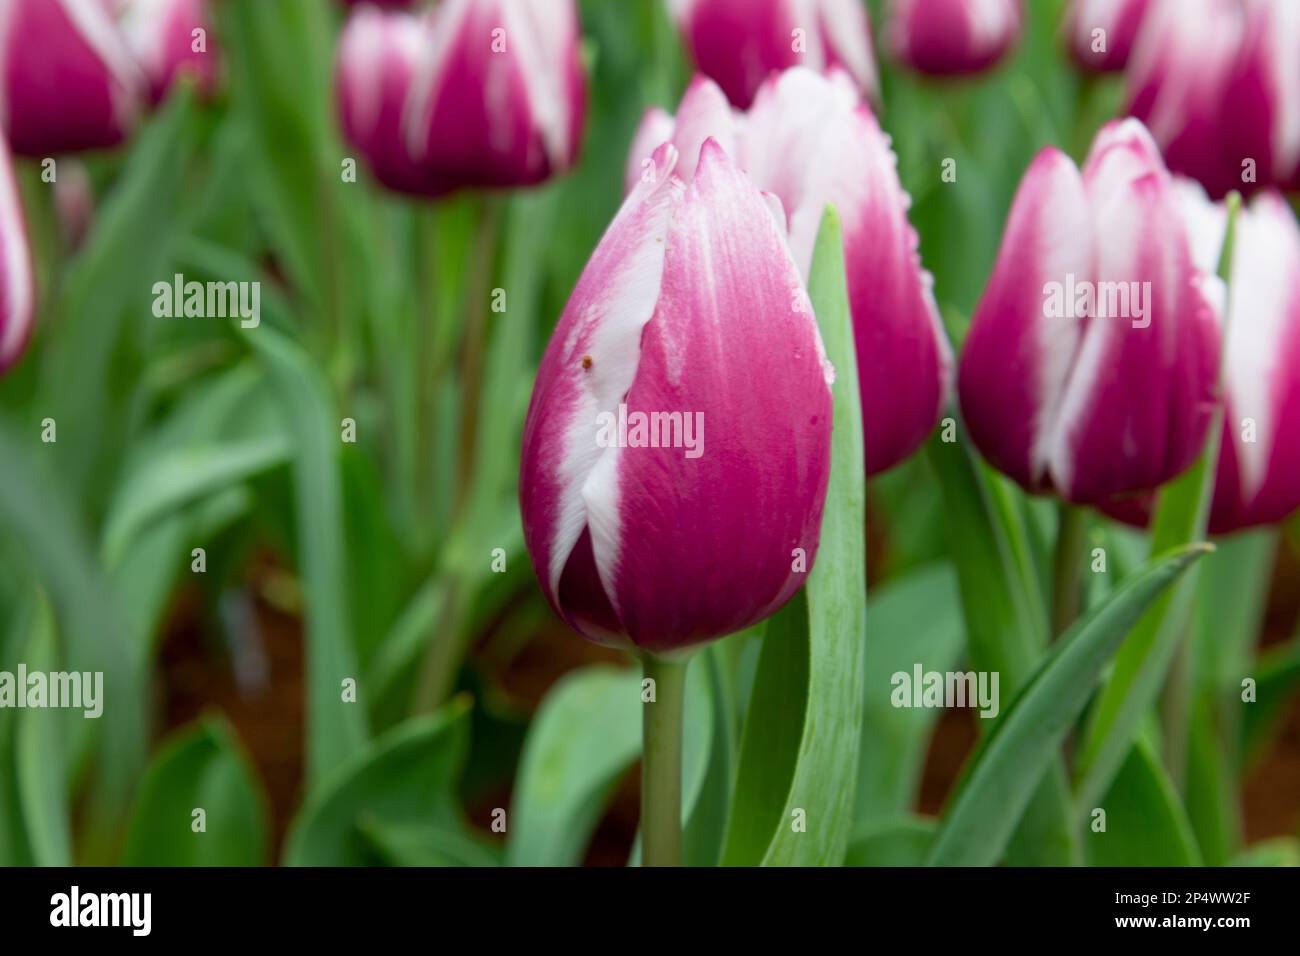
[14,592,72,866]
[102,435,289,566]
[1229,838,1300,867]
[720,207,866,866]
[926,544,1211,866]
[1241,637,1300,765]
[248,326,367,789]
[120,717,268,866]
[507,666,641,867]
[284,702,472,866]
[926,430,1076,865]
[845,816,937,867]
[1083,738,1201,867]
[855,563,963,824]
[358,818,501,867]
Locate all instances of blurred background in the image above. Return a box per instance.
[0,0,1296,866]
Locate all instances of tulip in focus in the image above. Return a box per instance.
[0,0,145,156]
[886,0,1022,76]
[121,0,221,105]
[520,139,833,653]
[1065,0,1152,73]
[625,69,952,475]
[336,6,432,195]
[1123,0,1246,199]
[404,0,586,196]
[1106,184,1300,534]
[667,0,878,109]
[959,119,1220,505]
[0,136,35,373]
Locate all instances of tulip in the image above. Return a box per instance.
[958,119,1220,505]
[0,0,145,156]
[1105,183,1300,534]
[625,69,952,475]
[0,136,35,373]
[886,0,1022,76]
[336,6,432,195]
[1219,0,1300,196]
[120,0,221,105]
[667,0,879,109]
[1065,0,1152,73]
[340,0,417,8]
[1124,0,1245,199]
[520,138,833,653]
[404,0,586,196]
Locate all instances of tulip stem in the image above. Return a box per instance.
[641,652,689,867]
[1051,503,1087,637]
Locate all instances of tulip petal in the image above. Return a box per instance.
[0,0,144,156]
[0,136,34,372]
[623,106,675,195]
[1049,120,1218,502]
[592,139,832,651]
[520,143,683,638]
[959,147,1093,493]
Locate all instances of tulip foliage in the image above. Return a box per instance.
[0,0,1296,875]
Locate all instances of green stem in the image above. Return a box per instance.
[641,652,689,867]
[1051,502,1087,637]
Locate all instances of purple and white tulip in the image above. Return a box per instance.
[958,119,1220,505]
[120,0,220,105]
[1220,0,1300,196]
[520,139,833,652]
[886,0,1022,76]
[1107,183,1300,534]
[1065,0,1152,73]
[336,6,432,195]
[667,0,879,109]
[626,69,952,475]
[404,0,586,196]
[0,135,35,373]
[0,0,145,156]
[1124,0,1246,199]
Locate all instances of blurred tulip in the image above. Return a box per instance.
[1065,0,1152,73]
[520,139,833,652]
[625,70,951,474]
[1106,183,1300,533]
[1220,0,1300,196]
[886,0,1022,76]
[667,0,878,109]
[54,159,95,251]
[336,6,432,195]
[0,0,145,156]
[405,0,586,196]
[121,0,220,104]
[340,0,417,8]
[959,119,1220,505]
[0,136,35,373]
[1124,0,1245,199]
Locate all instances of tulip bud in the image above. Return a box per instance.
[121,0,220,105]
[0,137,35,373]
[1065,0,1152,73]
[336,6,432,195]
[1219,0,1300,196]
[668,0,879,109]
[886,0,1022,76]
[0,0,145,156]
[958,119,1220,505]
[1106,183,1300,534]
[405,0,586,196]
[1124,0,1245,199]
[625,70,952,475]
[520,139,833,652]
